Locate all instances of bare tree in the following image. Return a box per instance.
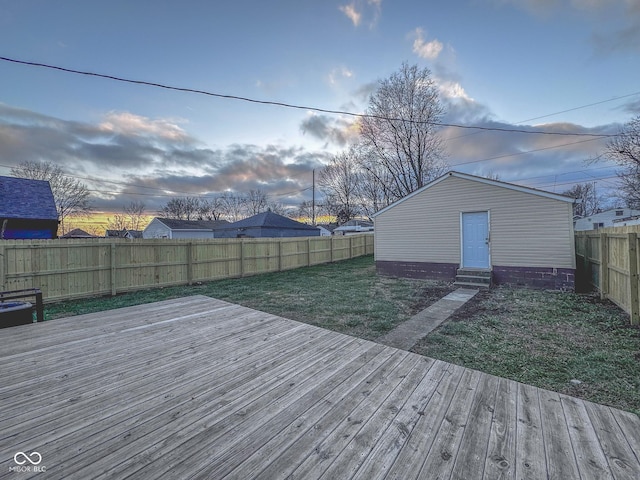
[158,197,201,220]
[266,201,288,216]
[245,189,269,216]
[603,116,640,208]
[106,214,128,232]
[562,183,600,217]
[355,146,395,217]
[318,148,361,224]
[107,201,147,232]
[219,192,246,222]
[124,201,146,230]
[359,62,448,200]
[197,198,224,221]
[11,160,92,234]
[297,200,314,221]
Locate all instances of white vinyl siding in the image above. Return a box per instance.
[374,175,575,269]
[172,230,214,239]
[142,218,171,239]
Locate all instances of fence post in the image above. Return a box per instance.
[599,232,608,300]
[628,233,639,325]
[239,240,244,277]
[330,236,334,263]
[349,236,353,259]
[0,244,5,290]
[581,234,589,288]
[307,238,312,266]
[110,242,117,296]
[187,242,193,285]
[277,240,282,272]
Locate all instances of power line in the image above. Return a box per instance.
[533,175,619,190]
[0,55,620,138]
[516,92,640,124]
[449,136,607,167]
[508,165,617,184]
[446,90,638,142]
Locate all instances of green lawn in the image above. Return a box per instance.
[412,287,640,416]
[45,255,640,415]
[45,255,453,341]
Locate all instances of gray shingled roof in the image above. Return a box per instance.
[156,218,230,230]
[222,211,317,230]
[0,176,58,221]
[61,228,95,238]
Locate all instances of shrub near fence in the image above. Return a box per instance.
[575,225,640,324]
[0,234,374,303]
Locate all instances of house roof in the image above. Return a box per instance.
[372,171,576,218]
[222,211,318,230]
[61,228,95,238]
[0,176,58,221]
[317,223,338,232]
[106,229,144,238]
[339,219,373,228]
[154,218,230,230]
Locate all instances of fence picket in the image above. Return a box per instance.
[0,234,374,303]
[576,226,640,324]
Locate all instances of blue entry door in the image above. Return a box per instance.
[462,212,490,268]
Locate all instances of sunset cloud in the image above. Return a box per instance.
[98,112,189,141]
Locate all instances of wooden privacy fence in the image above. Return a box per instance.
[575,226,640,324]
[0,234,374,303]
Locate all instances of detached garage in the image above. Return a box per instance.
[372,171,577,290]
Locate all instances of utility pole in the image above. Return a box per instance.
[312,169,316,225]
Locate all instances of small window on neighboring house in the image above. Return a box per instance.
[616,210,624,216]
[593,222,604,230]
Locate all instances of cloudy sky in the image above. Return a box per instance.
[1,0,639,221]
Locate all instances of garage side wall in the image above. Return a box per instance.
[374,175,575,289]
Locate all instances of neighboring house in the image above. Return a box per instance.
[215,211,320,238]
[0,176,59,239]
[60,228,96,239]
[142,218,230,239]
[372,171,576,290]
[317,224,336,236]
[333,219,374,235]
[574,208,640,231]
[106,229,144,239]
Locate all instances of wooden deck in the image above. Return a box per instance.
[1,295,639,479]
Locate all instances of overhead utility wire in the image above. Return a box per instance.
[446,90,638,142]
[450,136,606,167]
[516,91,640,124]
[0,56,618,138]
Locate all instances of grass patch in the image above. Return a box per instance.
[44,255,640,414]
[44,255,453,341]
[412,287,640,416]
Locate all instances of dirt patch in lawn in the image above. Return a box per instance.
[444,288,496,322]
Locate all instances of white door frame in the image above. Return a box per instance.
[460,210,491,269]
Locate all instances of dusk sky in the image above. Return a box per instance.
[1,0,639,222]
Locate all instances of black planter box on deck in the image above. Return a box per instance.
[0,301,34,328]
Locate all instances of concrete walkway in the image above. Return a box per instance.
[377,288,479,350]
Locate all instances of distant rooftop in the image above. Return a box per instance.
[155,218,230,230]
[221,211,317,230]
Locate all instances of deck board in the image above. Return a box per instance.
[1,295,639,479]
